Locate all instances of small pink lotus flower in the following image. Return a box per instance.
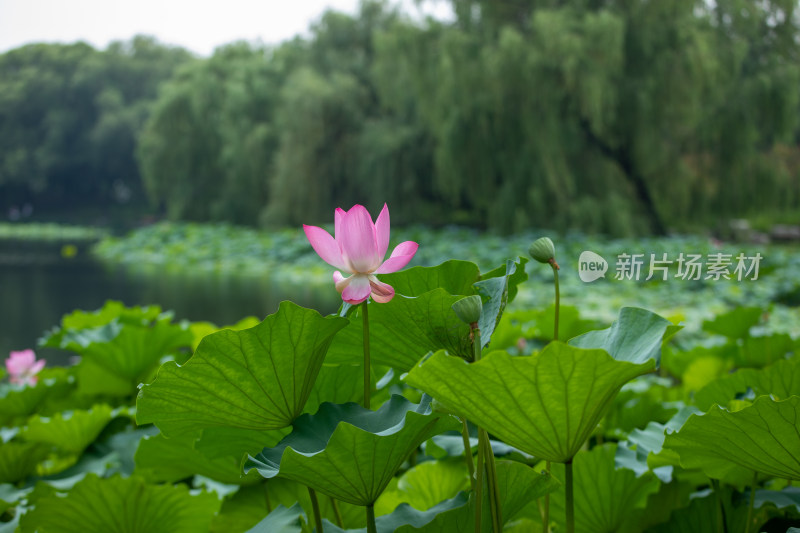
[5,349,45,386]
[304,204,418,305]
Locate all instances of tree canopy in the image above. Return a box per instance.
[2,1,798,235]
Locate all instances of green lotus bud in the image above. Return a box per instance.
[451,295,482,325]
[529,237,556,264]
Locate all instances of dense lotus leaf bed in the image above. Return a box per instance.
[93,222,800,336]
[1,232,798,532]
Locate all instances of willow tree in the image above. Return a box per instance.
[388,0,800,233]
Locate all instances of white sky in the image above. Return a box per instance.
[0,0,453,55]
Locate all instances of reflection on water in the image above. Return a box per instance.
[0,251,341,364]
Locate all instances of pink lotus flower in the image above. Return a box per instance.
[5,349,45,386]
[304,204,418,305]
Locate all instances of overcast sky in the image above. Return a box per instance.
[0,0,452,55]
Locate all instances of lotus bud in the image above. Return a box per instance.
[529,237,556,265]
[451,295,482,325]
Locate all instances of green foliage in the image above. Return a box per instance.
[665,396,800,481]
[246,396,459,505]
[548,444,661,533]
[136,301,348,436]
[18,474,221,533]
[405,343,654,463]
[41,300,193,397]
[5,244,800,532]
[0,37,191,212]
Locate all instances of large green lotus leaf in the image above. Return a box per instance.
[245,395,459,506]
[0,441,49,483]
[195,426,290,460]
[497,305,603,345]
[74,357,136,396]
[318,495,468,533]
[734,333,798,368]
[404,344,654,463]
[396,459,558,533]
[303,363,365,416]
[664,395,800,480]
[374,458,470,515]
[246,503,307,533]
[615,406,699,482]
[264,476,364,529]
[211,479,365,532]
[0,377,74,426]
[326,289,472,369]
[602,375,678,439]
[379,260,481,296]
[134,432,261,485]
[569,307,680,366]
[644,487,771,533]
[318,460,558,533]
[211,484,274,533]
[41,300,165,334]
[752,487,800,514]
[137,302,348,436]
[18,473,221,533]
[702,306,763,339]
[189,316,261,351]
[549,444,661,533]
[44,312,193,391]
[695,357,800,411]
[20,404,118,454]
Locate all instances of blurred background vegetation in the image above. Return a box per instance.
[2,0,799,236]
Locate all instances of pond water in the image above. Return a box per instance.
[0,244,341,364]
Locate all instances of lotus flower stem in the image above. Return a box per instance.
[550,261,560,342]
[711,478,727,533]
[330,497,344,528]
[542,460,551,533]
[308,487,324,533]
[481,429,502,532]
[470,326,502,532]
[362,301,371,410]
[474,433,486,533]
[366,503,377,533]
[745,471,757,533]
[264,481,272,512]
[543,258,559,533]
[461,417,476,490]
[565,460,574,533]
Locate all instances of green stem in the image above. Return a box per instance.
[481,430,502,532]
[474,432,486,533]
[565,460,574,533]
[542,461,550,533]
[362,301,371,410]
[366,504,377,533]
[550,260,560,342]
[308,487,324,533]
[264,480,272,513]
[330,497,344,528]
[745,471,757,533]
[461,418,476,490]
[711,479,727,533]
[472,325,482,362]
[471,323,488,533]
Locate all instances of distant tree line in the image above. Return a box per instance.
[1,0,799,235]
